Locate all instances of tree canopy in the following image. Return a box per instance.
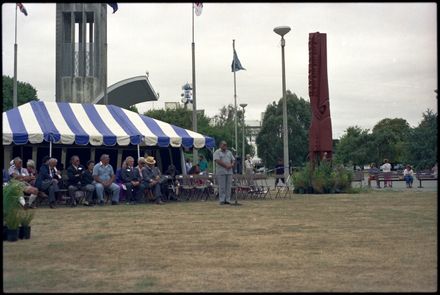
[334,110,437,170]
[2,75,39,111]
[256,91,311,170]
[144,105,253,161]
[404,109,437,169]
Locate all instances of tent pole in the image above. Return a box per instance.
[137,144,140,159]
[212,147,215,175]
[49,140,52,157]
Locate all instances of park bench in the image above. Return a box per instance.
[415,170,438,188]
[376,171,404,187]
[351,171,365,186]
[365,171,404,188]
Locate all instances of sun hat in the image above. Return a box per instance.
[145,156,156,165]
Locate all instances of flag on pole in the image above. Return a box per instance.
[17,3,28,16]
[107,3,118,14]
[194,2,203,16]
[231,50,246,72]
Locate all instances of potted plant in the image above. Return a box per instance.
[19,210,34,239]
[3,180,24,242]
[5,209,20,242]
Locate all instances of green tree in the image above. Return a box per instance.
[127,105,139,113]
[2,75,39,111]
[370,118,410,164]
[209,104,253,156]
[334,126,371,168]
[144,105,253,162]
[256,91,311,170]
[404,109,437,170]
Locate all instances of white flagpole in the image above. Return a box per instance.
[13,4,18,108]
[233,40,238,160]
[192,3,198,162]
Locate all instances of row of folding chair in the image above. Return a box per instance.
[231,174,271,200]
[174,173,292,202]
[175,174,217,201]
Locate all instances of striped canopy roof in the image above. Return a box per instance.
[2,101,215,149]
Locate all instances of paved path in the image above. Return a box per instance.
[265,175,437,193]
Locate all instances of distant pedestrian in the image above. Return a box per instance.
[185,158,192,174]
[244,154,254,175]
[198,155,208,173]
[274,159,285,187]
[432,162,438,178]
[213,141,235,205]
[380,159,392,188]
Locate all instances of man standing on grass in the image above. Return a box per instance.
[213,141,235,205]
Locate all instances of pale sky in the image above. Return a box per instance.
[1,2,437,139]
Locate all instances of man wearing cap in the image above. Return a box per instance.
[142,156,165,205]
[93,154,120,205]
[213,141,235,205]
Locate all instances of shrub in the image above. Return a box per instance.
[292,162,353,194]
[5,209,20,230]
[292,163,313,193]
[19,210,35,227]
[3,180,24,223]
[333,165,353,192]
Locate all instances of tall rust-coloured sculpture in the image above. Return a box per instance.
[308,32,333,165]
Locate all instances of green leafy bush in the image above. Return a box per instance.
[292,162,353,194]
[3,180,24,223]
[19,210,35,227]
[292,163,313,193]
[333,165,353,193]
[5,210,20,229]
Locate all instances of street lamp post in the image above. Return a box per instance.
[239,103,247,174]
[274,26,291,183]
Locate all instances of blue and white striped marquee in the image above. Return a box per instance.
[3,101,215,149]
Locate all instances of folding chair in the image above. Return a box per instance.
[176,175,195,201]
[231,174,242,200]
[239,174,255,199]
[275,174,292,199]
[193,175,210,201]
[253,174,270,199]
[207,174,218,201]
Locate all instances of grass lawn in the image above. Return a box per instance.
[3,190,437,292]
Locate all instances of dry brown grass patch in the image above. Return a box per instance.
[3,191,437,292]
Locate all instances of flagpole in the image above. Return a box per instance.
[233,39,238,162]
[192,3,198,162]
[13,4,18,108]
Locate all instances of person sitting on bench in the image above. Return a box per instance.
[368,162,381,188]
[403,165,414,188]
